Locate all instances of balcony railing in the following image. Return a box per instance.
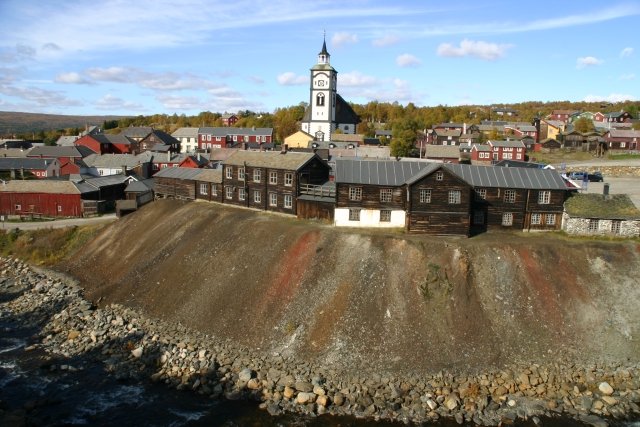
[299,183,336,198]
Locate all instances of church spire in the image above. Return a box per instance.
[318,32,330,65]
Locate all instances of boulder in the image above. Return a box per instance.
[598,382,614,396]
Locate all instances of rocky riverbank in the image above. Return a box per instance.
[1,257,639,426]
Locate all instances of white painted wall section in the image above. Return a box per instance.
[334,208,405,228]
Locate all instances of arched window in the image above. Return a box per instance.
[316,93,325,106]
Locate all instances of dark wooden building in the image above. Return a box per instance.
[195,169,223,203]
[221,150,330,216]
[153,167,201,200]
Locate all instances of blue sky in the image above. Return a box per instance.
[0,0,638,117]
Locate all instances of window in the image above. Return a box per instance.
[503,153,513,159]
[380,210,391,222]
[253,169,261,182]
[588,219,599,232]
[238,167,245,180]
[473,210,485,225]
[200,183,208,195]
[502,212,513,226]
[226,167,233,179]
[153,163,159,171]
[269,171,277,184]
[211,187,218,197]
[419,189,431,203]
[284,172,293,186]
[475,188,486,201]
[538,191,551,204]
[531,213,542,225]
[316,93,325,106]
[284,194,292,209]
[611,220,621,234]
[545,213,555,225]
[504,189,516,203]
[15,204,21,211]
[225,186,233,199]
[254,190,261,203]
[269,192,277,207]
[57,205,62,212]
[238,188,246,201]
[448,190,461,204]
[233,135,237,142]
[621,142,626,148]
[380,188,392,203]
[436,171,444,181]
[349,186,362,201]
[349,209,360,221]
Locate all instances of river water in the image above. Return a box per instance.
[1,302,638,426]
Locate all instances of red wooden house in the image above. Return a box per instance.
[221,114,239,126]
[198,127,273,150]
[605,129,640,150]
[487,140,526,162]
[75,134,139,155]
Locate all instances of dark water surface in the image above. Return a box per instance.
[1,310,638,426]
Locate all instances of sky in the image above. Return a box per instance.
[0,0,638,117]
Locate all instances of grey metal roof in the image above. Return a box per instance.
[489,140,526,148]
[0,180,81,194]
[91,134,136,145]
[444,164,568,190]
[223,150,319,171]
[56,135,78,146]
[171,127,200,138]
[334,159,435,186]
[84,153,151,168]
[153,167,203,180]
[28,145,84,158]
[83,175,130,188]
[0,158,57,170]
[125,179,154,193]
[121,126,153,138]
[194,168,222,183]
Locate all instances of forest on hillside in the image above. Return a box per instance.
[2,100,638,146]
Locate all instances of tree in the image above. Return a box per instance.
[574,117,595,133]
[390,117,419,157]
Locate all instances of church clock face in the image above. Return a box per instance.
[318,80,325,87]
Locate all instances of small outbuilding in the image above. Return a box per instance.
[562,192,640,237]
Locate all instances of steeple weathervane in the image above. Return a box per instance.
[318,31,330,65]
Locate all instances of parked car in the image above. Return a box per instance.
[588,172,604,182]
[568,171,587,180]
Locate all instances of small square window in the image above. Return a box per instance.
[611,220,621,234]
[349,187,362,201]
[531,213,542,225]
[436,171,444,181]
[504,190,516,203]
[380,210,391,222]
[349,209,360,221]
[588,219,599,232]
[284,172,293,186]
[448,190,461,204]
[284,194,293,209]
[420,189,431,203]
[538,191,550,204]
[502,212,513,226]
[380,188,392,203]
[475,189,487,201]
[15,204,21,211]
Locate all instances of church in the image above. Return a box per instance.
[300,38,360,142]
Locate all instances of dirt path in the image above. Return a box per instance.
[1,213,117,231]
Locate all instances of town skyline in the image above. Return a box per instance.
[0,0,638,117]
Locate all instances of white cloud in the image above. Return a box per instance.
[277,72,307,86]
[576,56,603,69]
[55,72,92,85]
[619,73,635,80]
[338,71,378,87]
[583,93,636,103]
[331,32,358,48]
[372,35,399,47]
[436,39,512,61]
[86,67,132,83]
[42,43,61,51]
[0,84,80,107]
[95,94,145,111]
[156,95,205,111]
[396,54,421,68]
[620,47,634,58]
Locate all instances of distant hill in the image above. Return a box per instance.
[0,111,129,136]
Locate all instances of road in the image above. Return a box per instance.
[1,213,117,231]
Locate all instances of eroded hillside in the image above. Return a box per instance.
[58,200,640,375]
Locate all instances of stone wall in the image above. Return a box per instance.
[565,166,640,177]
[562,213,640,237]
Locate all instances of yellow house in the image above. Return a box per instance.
[541,119,565,140]
[283,130,314,148]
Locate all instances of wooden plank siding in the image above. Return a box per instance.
[407,168,472,235]
[523,189,566,231]
[154,177,196,200]
[195,181,223,203]
[335,184,405,210]
[297,199,334,221]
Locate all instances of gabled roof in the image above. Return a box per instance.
[83,153,150,168]
[542,119,565,128]
[435,129,462,137]
[143,130,180,146]
[125,179,154,193]
[171,127,200,138]
[471,144,491,152]
[194,168,222,183]
[56,135,78,146]
[90,134,136,146]
[607,129,640,138]
[565,194,640,220]
[121,126,153,138]
[444,164,568,190]
[209,148,240,162]
[223,150,321,171]
[0,157,58,170]
[433,122,464,129]
[489,139,526,148]
[424,145,460,159]
[0,180,80,194]
[28,145,86,158]
[494,160,544,169]
[153,167,203,180]
[0,148,30,158]
[334,159,435,186]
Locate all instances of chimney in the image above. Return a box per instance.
[167,150,171,162]
[281,144,288,154]
[463,122,467,134]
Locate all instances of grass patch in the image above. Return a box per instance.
[0,225,103,265]
[607,153,640,160]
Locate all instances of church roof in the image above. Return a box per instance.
[319,39,329,56]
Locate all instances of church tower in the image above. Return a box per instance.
[301,37,337,142]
